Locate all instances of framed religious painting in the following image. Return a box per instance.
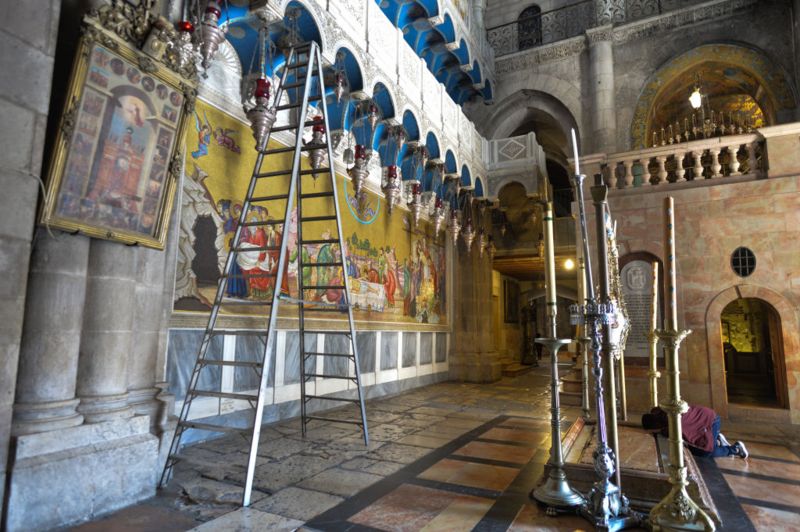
[40,3,197,249]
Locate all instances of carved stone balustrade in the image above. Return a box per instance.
[483,132,548,199]
[575,133,765,192]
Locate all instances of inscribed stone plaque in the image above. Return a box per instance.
[620,260,660,358]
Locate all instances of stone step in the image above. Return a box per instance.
[502,363,535,377]
[559,390,583,406]
[562,380,583,393]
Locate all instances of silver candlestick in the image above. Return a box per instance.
[532,201,584,512]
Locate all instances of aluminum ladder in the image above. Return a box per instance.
[160,41,369,507]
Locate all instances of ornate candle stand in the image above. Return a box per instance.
[648,262,661,409]
[571,173,639,532]
[532,201,584,513]
[649,198,715,532]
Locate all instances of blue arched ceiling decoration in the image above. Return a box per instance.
[460,164,471,187]
[326,47,363,131]
[474,177,484,198]
[376,0,489,106]
[425,131,440,161]
[444,150,457,174]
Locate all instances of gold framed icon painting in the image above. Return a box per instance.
[40,14,194,249]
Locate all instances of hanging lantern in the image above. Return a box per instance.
[198,2,227,71]
[348,144,369,196]
[308,117,326,180]
[247,78,277,150]
[368,103,380,130]
[432,196,446,235]
[487,235,496,260]
[477,229,486,258]
[447,209,461,247]
[382,165,401,213]
[500,223,507,237]
[334,72,346,104]
[343,145,355,166]
[171,20,198,72]
[461,221,475,251]
[409,182,423,228]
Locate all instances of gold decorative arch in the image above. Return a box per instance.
[630,43,797,149]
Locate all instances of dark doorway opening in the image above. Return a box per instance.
[192,216,220,287]
[721,298,788,408]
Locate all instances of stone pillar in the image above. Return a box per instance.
[77,240,136,422]
[12,233,90,435]
[587,25,617,153]
[473,0,486,34]
[127,247,166,424]
[450,231,501,383]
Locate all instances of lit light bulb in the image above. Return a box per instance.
[564,258,575,271]
[689,87,702,109]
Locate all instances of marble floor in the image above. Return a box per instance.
[68,367,800,532]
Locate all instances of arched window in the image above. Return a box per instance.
[518,5,542,51]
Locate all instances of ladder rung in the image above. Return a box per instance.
[209,330,267,336]
[281,81,311,90]
[271,120,319,133]
[199,359,262,368]
[221,272,276,279]
[232,245,280,252]
[302,285,346,290]
[304,415,362,426]
[301,261,343,267]
[275,96,322,112]
[177,421,252,434]
[286,61,313,69]
[300,238,340,245]
[192,390,259,401]
[304,373,356,380]
[304,395,361,404]
[250,193,289,201]
[219,298,273,306]
[302,331,351,336]
[262,142,326,155]
[303,351,352,358]
[240,219,284,227]
[301,306,348,313]
[300,191,335,199]
[299,215,337,222]
[256,168,322,179]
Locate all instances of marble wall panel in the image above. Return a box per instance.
[284,332,317,385]
[380,332,398,370]
[356,331,376,374]
[234,334,275,391]
[436,332,448,362]
[324,334,351,377]
[167,330,221,397]
[402,332,417,368]
[420,332,433,365]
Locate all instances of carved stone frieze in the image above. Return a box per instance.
[495,37,585,74]
[586,24,614,44]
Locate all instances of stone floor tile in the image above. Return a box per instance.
[189,507,303,531]
[368,442,433,464]
[299,467,383,497]
[741,503,800,531]
[252,487,344,521]
[256,436,313,460]
[252,454,339,493]
[396,433,453,449]
[453,440,535,464]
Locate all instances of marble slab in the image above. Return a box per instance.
[356,332,376,374]
[167,329,222,397]
[381,332,398,370]
[284,332,317,384]
[402,332,417,368]
[420,333,433,365]
[324,334,350,376]
[435,332,447,362]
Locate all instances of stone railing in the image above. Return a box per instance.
[487,0,719,57]
[577,133,763,191]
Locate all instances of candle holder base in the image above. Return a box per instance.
[579,477,641,532]
[650,484,716,531]
[532,473,585,512]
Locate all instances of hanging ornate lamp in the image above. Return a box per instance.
[171,20,199,72]
[408,182,424,227]
[309,117,326,180]
[367,103,380,131]
[349,144,369,196]
[245,22,276,150]
[383,165,401,213]
[447,208,461,247]
[461,193,476,251]
[432,196,446,235]
[198,1,228,72]
[487,235,496,260]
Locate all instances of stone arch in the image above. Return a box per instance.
[630,42,798,149]
[705,285,800,421]
[490,76,582,139]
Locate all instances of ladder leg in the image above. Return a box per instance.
[315,47,369,446]
[297,143,308,437]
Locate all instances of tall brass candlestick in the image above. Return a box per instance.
[578,253,590,419]
[532,201,584,512]
[650,198,715,531]
[648,262,661,409]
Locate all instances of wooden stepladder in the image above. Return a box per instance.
[160,41,369,506]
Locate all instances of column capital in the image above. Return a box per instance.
[586,24,614,44]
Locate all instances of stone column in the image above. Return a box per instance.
[587,25,617,153]
[473,0,486,34]
[127,246,166,424]
[450,229,501,383]
[77,240,136,422]
[12,232,90,435]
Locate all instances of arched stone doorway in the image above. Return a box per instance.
[705,285,799,422]
[720,298,788,409]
